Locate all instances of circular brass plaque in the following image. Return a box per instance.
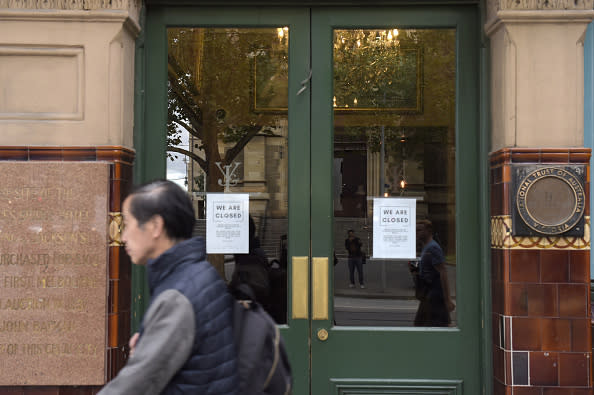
[516,167,585,235]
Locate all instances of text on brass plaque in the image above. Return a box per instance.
[513,165,585,236]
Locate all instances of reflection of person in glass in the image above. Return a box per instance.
[412,220,455,326]
[345,229,365,288]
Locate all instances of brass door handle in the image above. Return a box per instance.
[312,257,329,320]
[292,256,309,319]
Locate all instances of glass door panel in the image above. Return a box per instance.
[166,26,290,324]
[332,28,458,327]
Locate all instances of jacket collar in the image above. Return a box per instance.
[146,236,206,294]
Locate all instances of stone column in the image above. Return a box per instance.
[0,0,139,391]
[486,0,594,393]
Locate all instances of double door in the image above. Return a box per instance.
[142,5,483,394]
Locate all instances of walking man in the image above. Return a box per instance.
[99,180,238,395]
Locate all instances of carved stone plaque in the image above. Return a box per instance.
[512,165,586,236]
[0,162,109,385]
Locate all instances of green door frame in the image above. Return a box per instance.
[133,3,492,394]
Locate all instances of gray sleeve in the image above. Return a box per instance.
[98,289,196,395]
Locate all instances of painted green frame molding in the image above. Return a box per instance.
[132,4,149,333]
[478,1,492,394]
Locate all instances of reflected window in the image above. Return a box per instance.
[332,28,457,327]
[167,27,289,324]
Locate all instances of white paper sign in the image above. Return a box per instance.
[206,193,249,254]
[372,197,416,259]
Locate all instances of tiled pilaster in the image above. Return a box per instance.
[0,146,134,395]
[491,148,592,395]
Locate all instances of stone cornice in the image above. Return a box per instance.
[487,0,593,22]
[0,0,140,31]
[0,8,141,35]
[485,9,594,36]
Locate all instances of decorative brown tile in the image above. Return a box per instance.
[492,249,503,282]
[492,280,502,311]
[541,250,570,283]
[61,147,97,161]
[542,389,569,395]
[502,164,512,183]
[569,251,589,284]
[530,351,559,386]
[502,248,511,282]
[96,147,135,165]
[491,165,503,184]
[541,318,572,352]
[0,147,28,161]
[505,351,512,385]
[28,148,63,160]
[540,151,570,163]
[110,179,122,212]
[513,387,541,395]
[0,388,25,395]
[511,149,541,163]
[109,247,120,280]
[526,284,557,317]
[506,283,528,316]
[119,249,131,281]
[510,250,540,283]
[23,389,60,395]
[571,318,591,352]
[109,280,119,314]
[501,182,512,216]
[491,184,502,216]
[559,352,590,386]
[118,278,131,313]
[572,389,593,395]
[108,313,119,348]
[58,387,96,395]
[513,317,542,350]
[558,284,588,317]
[489,148,508,163]
[569,149,591,164]
[494,345,505,383]
[112,162,124,180]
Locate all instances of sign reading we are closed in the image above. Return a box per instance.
[372,197,416,259]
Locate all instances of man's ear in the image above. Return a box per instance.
[147,215,166,239]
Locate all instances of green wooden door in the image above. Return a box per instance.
[141,5,483,395]
[309,6,482,394]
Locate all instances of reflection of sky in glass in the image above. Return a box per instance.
[167,128,189,189]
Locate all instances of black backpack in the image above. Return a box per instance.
[231,284,292,395]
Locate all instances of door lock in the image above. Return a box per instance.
[317,328,329,341]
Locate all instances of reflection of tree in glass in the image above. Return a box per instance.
[167,28,283,193]
[333,29,420,110]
